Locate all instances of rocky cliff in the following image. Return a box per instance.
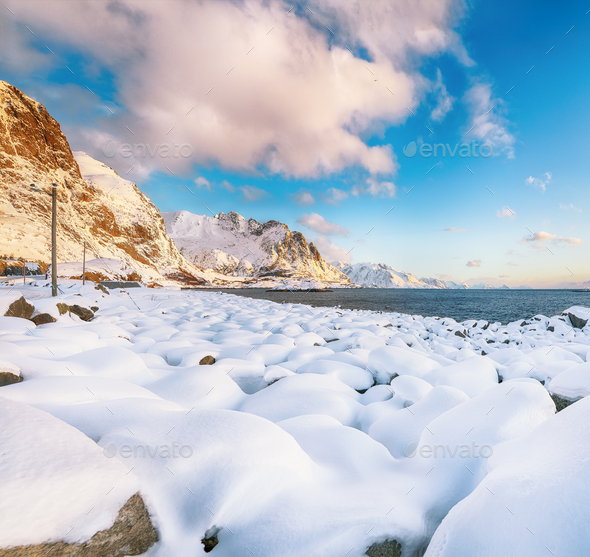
[0,80,204,283]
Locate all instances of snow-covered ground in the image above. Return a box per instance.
[1,282,589,556]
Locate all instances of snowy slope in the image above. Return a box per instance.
[163,210,349,282]
[332,261,450,289]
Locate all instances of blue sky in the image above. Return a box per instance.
[2,0,590,287]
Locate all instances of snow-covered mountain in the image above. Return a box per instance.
[332,261,449,289]
[0,80,209,284]
[163,210,349,283]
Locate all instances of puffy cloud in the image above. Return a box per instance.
[352,177,397,198]
[463,82,515,157]
[559,203,581,213]
[0,0,472,179]
[496,206,516,220]
[313,236,352,263]
[521,230,582,248]
[240,185,269,202]
[430,68,454,122]
[323,187,349,205]
[445,227,468,232]
[297,213,349,236]
[292,190,315,206]
[195,177,211,190]
[525,172,552,191]
[466,259,481,267]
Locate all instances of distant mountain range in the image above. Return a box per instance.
[332,262,532,290]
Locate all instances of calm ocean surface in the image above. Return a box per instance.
[218,289,589,324]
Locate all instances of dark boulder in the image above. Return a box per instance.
[566,312,588,329]
[4,297,34,319]
[199,355,216,365]
[365,539,402,557]
[0,492,158,557]
[31,313,56,325]
[68,305,94,321]
[0,372,22,387]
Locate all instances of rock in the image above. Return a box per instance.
[68,305,94,321]
[4,297,34,319]
[201,526,220,553]
[454,330,465,338]
[365,539,402,557]
[56,303,69,315]
[0,372,22,387]
[551,393,580,412]
[90,306,99,312]
[547,326,555,332]
[326,338,340,343]
[567,312,588,329]
[199,355,216,365]
[0,493,157,557]
[30,313,56,325]
[95,284,110,295]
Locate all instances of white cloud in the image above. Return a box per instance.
[463,82,515,157]
[292,190,315,206]
[525,172,552,191]
[297,213,349,236]
[521,230,582,248]
[1,0,473,179]
[466,259,481,267]
[445,227,468,232]
[496,206,516,220]
[313,236,352,263]
[240,185,269,203]
[559,203,581,213]
[352,177,397,198]
[195,176,211,190]
[323,187,349,205]
[430,68,454,122]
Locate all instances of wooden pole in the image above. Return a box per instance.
[82,241,86,285]
[23,262,26,284]
[51,184,57,297]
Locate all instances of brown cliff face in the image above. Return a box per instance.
[0,81,202,282]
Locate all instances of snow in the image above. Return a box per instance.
[0,397,138,548]
[1,281,590,555]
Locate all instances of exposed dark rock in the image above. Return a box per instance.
[454,330,465,338]
[31,313,56,325]
[326,338,339,343]
[551,393,580,412]
[0,372,22,387]
[68,305,94,321]
[566,312,588,329]
[90,306,99,312]
[0,492,157,557]
[95,284,110,295]
[199,355,216,365]
[201,526,220,553]
[547,326,555,332]
[4,296,34,319]
[502,340,510,344]
[57,303,69,315]
[365,539,402,557]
